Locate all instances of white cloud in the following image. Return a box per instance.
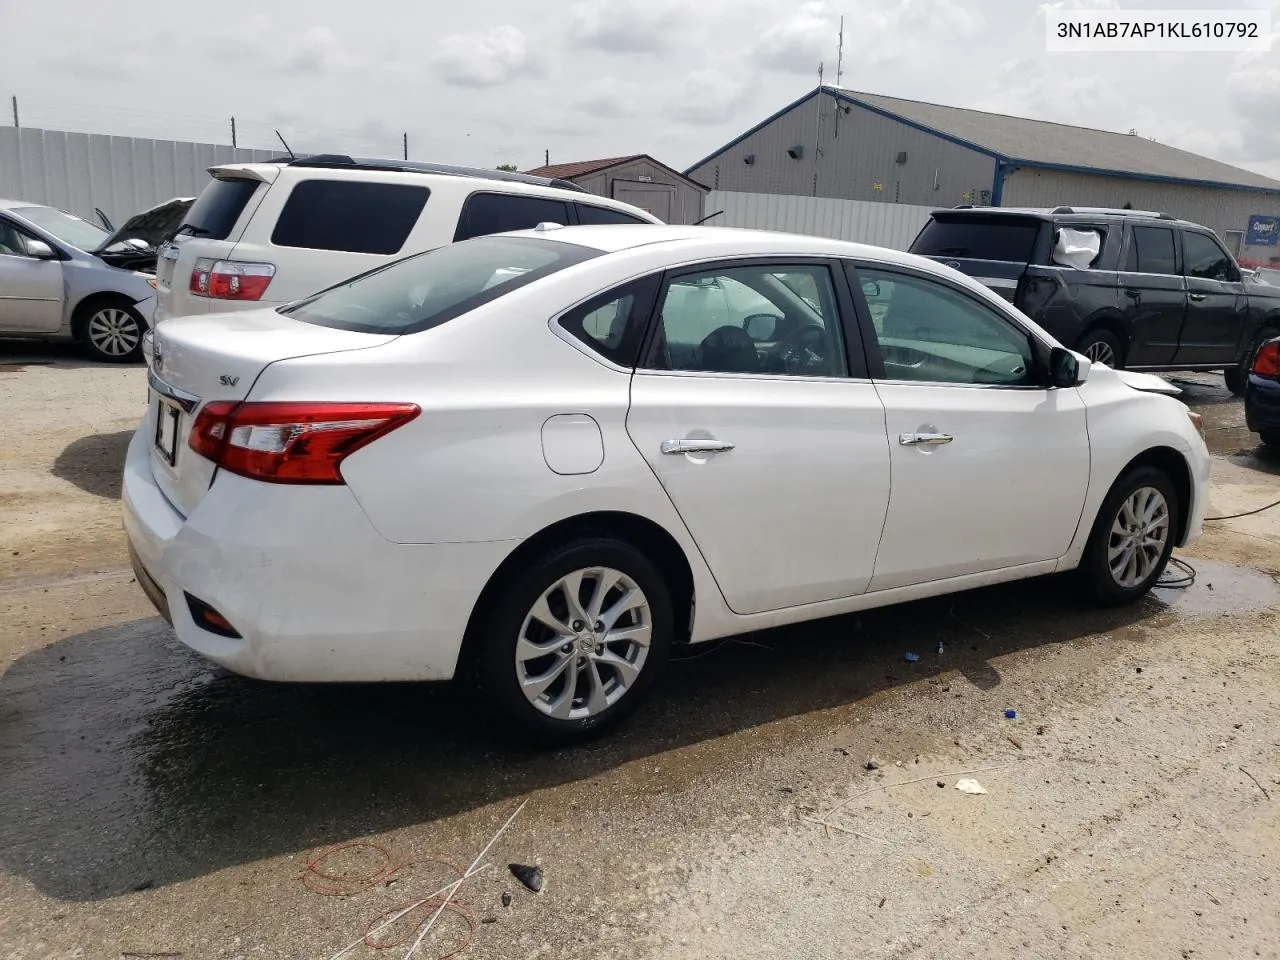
[753,1,832,75]
[567,0,684,53]
[432,25,546,87]
[280,26,364,75]
[668,69,753,124]
[575,78,650,120]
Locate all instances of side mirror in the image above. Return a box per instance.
[1049,346,1090,387]
[861,279,881,299]
[742,313,778,341]
[125,237,151,251]
[25,239,56,259]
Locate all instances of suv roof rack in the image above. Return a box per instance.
[1051,205,1177,220]
[278,154,588,193]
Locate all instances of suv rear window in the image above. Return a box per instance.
[283,235,600,335]
[179,177,260,240]
[910,216,1041,262]
[454,193,571,242]
[271,180,429,255]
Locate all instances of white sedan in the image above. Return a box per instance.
[123,225,1209,741]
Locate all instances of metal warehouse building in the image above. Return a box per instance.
[687,86,1280,262]
[525,154,708,225]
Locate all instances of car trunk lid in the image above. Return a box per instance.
[146,309,396,516]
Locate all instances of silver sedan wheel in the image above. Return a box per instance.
[515,566,651,721]
[1084,339,1116,366]
[1107,486,1170,588]
[87,307,141,357]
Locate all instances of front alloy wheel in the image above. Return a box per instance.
[84,303,144,362]
[1105,486,1170,589]
[1080,465,1179,605]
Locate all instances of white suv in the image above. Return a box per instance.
[153,156,661,322]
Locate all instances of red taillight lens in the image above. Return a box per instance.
[1254,341,1280,378]
[189,259,275,301]
[189,401,420,484]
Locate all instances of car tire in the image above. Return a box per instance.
[1078,465,1180,607]
[76,297,146,363]
[470,537,674,744]
[1226,326,1278,396]
[1260,430,1280,448]
[1075,328,1124,369]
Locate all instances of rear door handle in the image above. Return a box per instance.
[661,438,736,455]
[1189,293,1207,302]
[1123,288,1140,300]
[899,432,953,446]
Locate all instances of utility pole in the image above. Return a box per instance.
[834,17,845,139]
[11,96,18,128]
[230,116,237,148]
[403,131,408,160]
[545,148,549,167]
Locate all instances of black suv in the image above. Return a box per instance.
[908,206,1280,393]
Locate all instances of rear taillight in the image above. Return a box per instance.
[189,401,420,484]
[1254,341,1280,378]
[189,259,276,301]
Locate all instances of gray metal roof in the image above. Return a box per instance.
[834,87,1280,191]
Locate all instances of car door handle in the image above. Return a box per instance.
[1123,288,1140,300]
[899,432,953,447]
[661,438,735,455]
[1189,293,1207,302]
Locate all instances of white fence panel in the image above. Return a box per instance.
[0,126,278,225]
[706,190,935,251]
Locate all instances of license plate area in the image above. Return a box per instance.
[154,397,181,466]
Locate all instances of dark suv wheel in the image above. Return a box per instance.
[1226,326,1278,396]
[1076,329,1123,369]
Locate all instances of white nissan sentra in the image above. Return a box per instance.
[123,225,1210,741]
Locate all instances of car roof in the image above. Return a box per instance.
[0,197,48,212]
[502,223,934,266]
[931,205,1201,228]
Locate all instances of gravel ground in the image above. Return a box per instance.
[1,345,1278,960]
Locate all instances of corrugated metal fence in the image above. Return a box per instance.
[0,126,277,226]
[707,190,934,250]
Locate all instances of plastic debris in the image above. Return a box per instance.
[955,778,988,795]
[1004,709,1017,719]
[509,863,543,893]
[501,891,512,908]
[904,652,920,663]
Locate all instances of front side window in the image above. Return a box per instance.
[857,267,1035,386]
[271,180,429,255]
[644,264,846,377]
[454,193,571,242]
[283,235,599,334]
[1182,231,1238,281]
[576,204,649,226]
[1125,226,1177,275]
[0,219,36,257]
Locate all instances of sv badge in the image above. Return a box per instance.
[219,375,240,387]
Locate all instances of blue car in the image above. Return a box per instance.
[1245,335,1280,448]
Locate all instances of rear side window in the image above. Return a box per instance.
[557,276,660,367]
[576,204,648,226]
[282,235,600,334]
[910,217,1041,262]
[271,180,429,255]
[179,177,260,240]
[1125,226,1177,275]
[454,193,571,242]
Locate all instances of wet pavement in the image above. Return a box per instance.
[2,353,1279,959]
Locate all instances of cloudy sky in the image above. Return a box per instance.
[1,0,1278,179]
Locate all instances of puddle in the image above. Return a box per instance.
[1151,559,1280,617]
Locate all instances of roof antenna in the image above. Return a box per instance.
[275,129,296,160]
[836,15,844,88]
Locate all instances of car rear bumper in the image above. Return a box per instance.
[121,424,515,682]
[1244,375,1280,436]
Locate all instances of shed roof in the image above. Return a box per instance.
[527,154,710,191]
[688,87,1280,194]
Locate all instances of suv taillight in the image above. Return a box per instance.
[189,401,420,484]
[1254,341,1280,378]
[189,259,276,301]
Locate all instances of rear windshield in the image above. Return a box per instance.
[177,177,259,240]
[282,235,601,335]
[911,216,1042,262]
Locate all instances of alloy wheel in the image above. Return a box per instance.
[1107,486,1170,588]
[514,566,652,721]
[87,307,141,357]
[1084,340,1116,366]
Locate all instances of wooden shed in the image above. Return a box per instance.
[525,155,709,225]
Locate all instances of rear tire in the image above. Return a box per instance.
[1078,465,1180,606]
[1076,328,1123,369]
[75,297,146,363]
[470,537,673,744]
[1260,430,1280,449]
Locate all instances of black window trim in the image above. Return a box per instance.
[1121,222,1182,278]
[632,256,869,381]
[843,260,1056,391]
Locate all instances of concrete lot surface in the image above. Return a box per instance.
[2,344,1278,960]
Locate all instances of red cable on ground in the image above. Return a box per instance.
[303,842,478,958]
